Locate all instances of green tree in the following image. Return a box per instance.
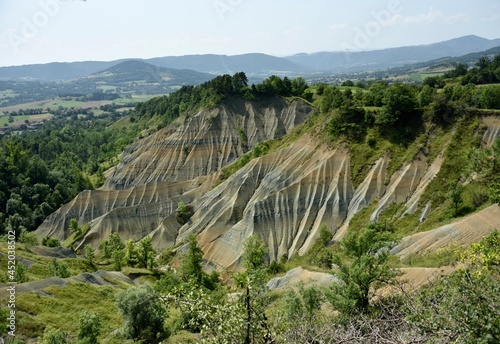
[77,311,101,344]
[48,259,70,278]
[377,83,419,127]
[241,235,268,271]
[448,179,465,216]
[124,239,138,267]
[15,261,28,283]
[327,223,398,314]
[116,285,168,342]
[282,284,324,342]
[112,249,125,271]
[137,236,156,270]
[418,84,436,107]
[69,218,81,236]
[42,236,61,247]
[180,234,204,285]
[84,244,95,265]
[235,235,272,344]
[18,228,38,245]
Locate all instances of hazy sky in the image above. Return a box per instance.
[0,0,499,67]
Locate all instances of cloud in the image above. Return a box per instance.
[404,6,441,24]
[390,7,471,25]
[331,23,348,31]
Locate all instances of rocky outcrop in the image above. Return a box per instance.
[267,266,337,290]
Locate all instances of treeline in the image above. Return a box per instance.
[134,72,311,125]
[0,112,141,235]
[444,53,500,85]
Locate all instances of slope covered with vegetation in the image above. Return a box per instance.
[1,53,500,343]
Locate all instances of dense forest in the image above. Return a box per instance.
[0,112,142,236]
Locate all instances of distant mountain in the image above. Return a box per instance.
[0,54,304,82]
[82,60,214,86]
[1,35,499,82]
[0,61,119,82]
[285,35,500,72]
[385,45,500,76]
[146,53,305,75]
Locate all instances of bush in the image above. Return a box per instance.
[42,236,61,247]
[77,311,101,344]
[18,229,38,245]
[176,202,194,225]
[115,285,168,342]
[38,326,68,344]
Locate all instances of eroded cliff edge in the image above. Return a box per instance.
[36,96,500,268]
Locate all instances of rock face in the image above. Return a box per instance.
[36,102,500,269]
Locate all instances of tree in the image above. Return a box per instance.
[77,311,101,344]
[48,259,70,278]
[418,84,436,108]
[448,179,464,216]
[327,223,399,314]
[100,232,125,262]
[42,236,61,247]
[124,239,138,267]
[236,235,272,344]
[116,285,168,342]
[69,218,81,236]
[282,284,324,342]
[84,244,95,265]
[241,235,268,271]
[137,236,156,270]
[377,83,419,127]
[112,249,125,271]
[180,234,204,286]
[15,261,28,283]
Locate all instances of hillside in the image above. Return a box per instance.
[1,67,499,342]
[35,77,500,269]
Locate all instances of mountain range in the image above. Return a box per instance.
[1,35,499,82]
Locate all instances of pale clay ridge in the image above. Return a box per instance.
[370,151,428,222]
[482,116,500,148]
[334,155,389,241]
[391,204,500,258]
[36,110,500,269]
[103,97,312,189]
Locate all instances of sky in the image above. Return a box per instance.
[0,0,499,67]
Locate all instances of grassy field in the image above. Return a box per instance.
[0,113,53,126]
[0,95,154,114]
